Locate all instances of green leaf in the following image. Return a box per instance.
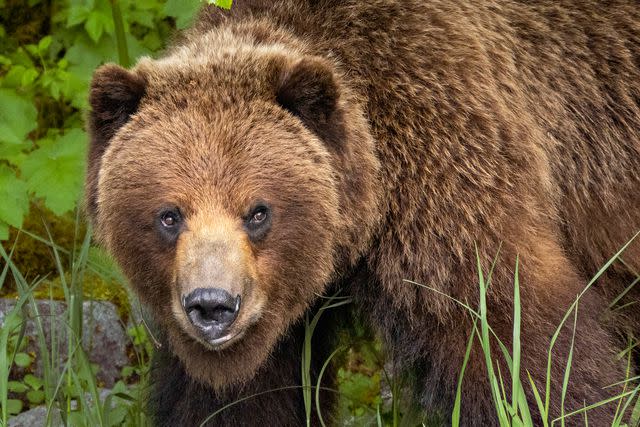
[126,33,153,63]
[129,9,155,28]
[164,0,201,29]
[8,47,36,69]
[67,5,90,27]
[7,380,29,393]
[21,128,87,215]
[210,0,233,9]
[14,352,32,368]
[67,412,87,426]
[38,35,53,53]
[65,72,90,109]
[21,68,39,87]
[3,65,36,88]
[7,398,23,415]
[121,366,134,377]
[85,11,107,42]
[23,374,43,390]
[0,165,29,231]
[132,0,161,10]
[104,404,129,426]
[26,389,45,404]
[65,34,117,79]
[0,139,30,166]
[25,43,40,57]
[0,222,9,240]
[0,89,38,145]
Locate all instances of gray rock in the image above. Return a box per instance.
[0,299,128,387]
[7,389,113,427]
[8,405,62,427]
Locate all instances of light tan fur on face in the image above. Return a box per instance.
[171,208,266,349]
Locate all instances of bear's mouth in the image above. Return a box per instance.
[197,304,267,351]
[171,292,264,351]
[199,325,250,351]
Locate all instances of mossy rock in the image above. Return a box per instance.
[2,202,132,320]
[3,202,84,286]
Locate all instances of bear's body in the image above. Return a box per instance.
[87,1,640,425]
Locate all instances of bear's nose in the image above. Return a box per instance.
[182,288,241,340]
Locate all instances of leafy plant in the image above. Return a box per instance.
[9,374,45,407]
[0,0,226,240]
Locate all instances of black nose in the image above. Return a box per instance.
[182,288,241,340]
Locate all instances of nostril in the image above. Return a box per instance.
[182,288,241,331]
[188,302,236,324]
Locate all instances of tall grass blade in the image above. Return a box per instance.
[512,256,522,418]
[301,292,352,427]
[527,370,549,427]
[630,389,640,427]
[553,389,636,424]
[475,245,509,425]
[315,346,344,427]
[559,301,578,427]
[452,319,478,427]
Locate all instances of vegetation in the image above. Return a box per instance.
[0,0,232,241]
[0,1,638,426]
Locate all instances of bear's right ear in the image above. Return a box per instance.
[86,64,146,223]
[88,64,146,145]
[275,57,345,149]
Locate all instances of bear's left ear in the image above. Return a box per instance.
[276,58,344,148]
[86,64,146,223]
[88,64,147,146]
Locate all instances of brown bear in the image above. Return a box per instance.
[86,1,640,425]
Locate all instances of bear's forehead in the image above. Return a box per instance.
[100,96,334,215]
[128,99,312,160]
[98,33,334,213]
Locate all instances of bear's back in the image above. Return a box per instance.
[191,0,640,281]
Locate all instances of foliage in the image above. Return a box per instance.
[3,316,44,416]
[0,223,154,426]
[0,0,210,240]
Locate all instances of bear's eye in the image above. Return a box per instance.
[160,209,181,228]
[250,208,268,225]
[245,204,271,242]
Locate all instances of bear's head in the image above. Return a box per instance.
[86,29,380,389]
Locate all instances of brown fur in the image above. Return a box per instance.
[86,1,640,425]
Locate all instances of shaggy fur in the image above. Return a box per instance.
[86,1,640,425]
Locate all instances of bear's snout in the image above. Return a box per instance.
[182,288,241,342]
[171,214,266,350]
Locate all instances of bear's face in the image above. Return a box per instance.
[86,38,380,388]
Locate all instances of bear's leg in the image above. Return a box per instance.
[361,236,628,426]
[148,314,341,427]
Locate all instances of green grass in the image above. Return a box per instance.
[0,223,150,427]
[408,233,640,427]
